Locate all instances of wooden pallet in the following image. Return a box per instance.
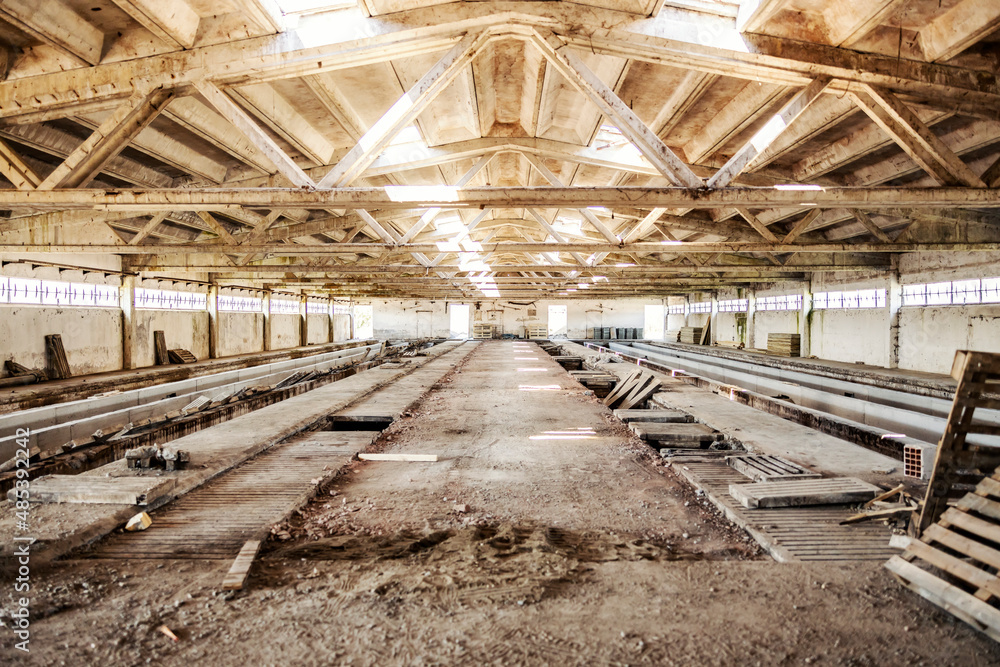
[887,468,1000,642]
[45,334,71,379]
[168,349,198,364]
[472,323,494,340]
[919,350,1000,532]
[729,477,883,509]
[727,454,822,482]
[603,371,661,409]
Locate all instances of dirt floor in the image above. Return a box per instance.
[3,341,1000,665]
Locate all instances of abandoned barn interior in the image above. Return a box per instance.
[3,0,1000,662]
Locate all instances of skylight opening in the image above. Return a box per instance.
[276,1,356,16]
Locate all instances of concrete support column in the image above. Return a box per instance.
[262,292,272,352]
[709,292,719,346]
[207,284,219,359]
[800,279,813,358]
[120,275,136,370]
[683,294,690,327]
[328,299,334,343]
[299,295,309,347]
[746,289,757,350]
[888,258,903,368]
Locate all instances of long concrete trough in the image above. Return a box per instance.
[0,342,382,461]
[603,341,1000,449]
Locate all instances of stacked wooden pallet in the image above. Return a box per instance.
[679,327,703,344]
[472,323,494,339]
[767,333,801,357]
[168,349,198,364]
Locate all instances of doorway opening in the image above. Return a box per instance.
[644,304,665,340]
[548,304,568,338]
[449,303,470,339]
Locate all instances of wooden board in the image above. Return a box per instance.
[153,330,169,366]
[13,474,177,505]
[727,454,821,482]
[358,453,438,462]
[630,421,722,446]
[222,540,262,591]
[613,409,693,424]
[602,370,642,407]
[679,327,703,345]
[728,477,883,509]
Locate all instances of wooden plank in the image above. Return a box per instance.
[358,453,438,462]
[153,330,169,366]
[222,540,262,591]
[924,524,1000,571]
[956,493,1000,523]
[904,538,1000,600]
[941,507,1000,544]
[12,475,177,505]
[602,370,641,407]
[618,376,662,410]
[886,554,1000,643]
[729,477,883,509]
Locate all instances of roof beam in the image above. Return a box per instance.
[522,152,619,243]
[109,0,201,49]
[532,29,702,188]
[38,87,175,190]
[7,241,998,255]
[0,0,103,66]
[684,81,788,165]
[194,81,316,188]
[229,83,336,166]
[734,208,779,242]
[128,212,170,245]
[737,0,789,33]
[708,78,831,189]
[851,209,893,243]
[851,87,986,188]
[3,186,999,211]
[918,0,1000,63]
[318,31,490,188]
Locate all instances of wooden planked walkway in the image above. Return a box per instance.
[86,432,371,560]
[672,461,901,562]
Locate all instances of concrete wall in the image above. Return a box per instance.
[898,306,1000,374]
[135,309,210,366]
[808,308,888,366]
[307,313,330,345]
[0,306,123,375]
[269,314,300,350]
[217,313,264,358]
[333,313,352,341]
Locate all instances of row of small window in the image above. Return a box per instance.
[756,294,803,311]
[814,289,885,310]
[689,301,712,313]
[667,305,684,315]
[0,277,119,308]
[718,299,748,313]
[902,278,1000,307]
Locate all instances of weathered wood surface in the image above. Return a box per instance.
[630,421,722,445]
[729,477,883,509]
[12,474,177,505]
[222,540,262,591]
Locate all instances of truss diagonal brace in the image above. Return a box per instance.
[195,81,316,189]
[318,31,490,189]
[531,29,703,189]
[708,77,831,189]
[38,87,175,190]
[852,86,986,188]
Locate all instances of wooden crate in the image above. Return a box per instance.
[767,333,801,357]
[472,323,494,339]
